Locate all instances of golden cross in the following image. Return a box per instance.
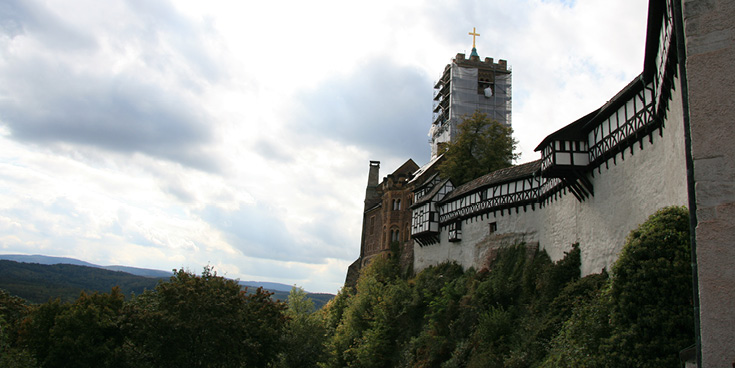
[469,27,480,48]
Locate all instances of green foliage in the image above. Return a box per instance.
[542,206,694,368]
[17,266,290,368]
[46,288,125,368]
[0,289,29,347]
[329,257,409,367]
[0,260,161,304]
[607,206,693,367]
[542,285,614,368]
[322,244,588,368]
[19,288,125,368]
[18,298,69,367]
[276,287,327,368]
[439,110,519,185]
[123,266,286,368]
[0,290,35,368]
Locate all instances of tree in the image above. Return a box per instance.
[542,206,694,367]
[276,287,327,368]
[605,206,693,367]
[0,290,35,368]
[122,266,286,368]
[18,298,68,367]
[19,288,125,368]
[45,288,125,368]
[439,111,518,185]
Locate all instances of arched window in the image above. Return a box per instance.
[391,229,400,242]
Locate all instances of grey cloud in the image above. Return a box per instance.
[254,139,294,163]
[290,59,433,161]
[0,63,219,171]
[201,204,336,264]
[123,0,226,85]
[0,0,96,49]
[201,205,319,263]
[0,0,226,172]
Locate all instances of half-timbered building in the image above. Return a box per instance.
[349,0,735,362]
[412,0,689,277]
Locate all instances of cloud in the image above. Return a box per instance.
[289,59,433,161]
[200,203,352,265]
[0,0,652,294]
[0,0,226,171]
[254,139,294,164]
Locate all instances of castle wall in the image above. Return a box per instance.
[683,0,735,363]
[414,75,688,275]
[567,80,687,275]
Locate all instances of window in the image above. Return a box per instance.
[390,229,400,242]
[489,222,497,234]
[448,221,462,242]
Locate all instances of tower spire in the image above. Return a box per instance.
[469,27,480,49]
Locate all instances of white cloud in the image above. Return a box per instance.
[0,0,649,293]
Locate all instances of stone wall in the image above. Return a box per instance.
[683,0,735,365]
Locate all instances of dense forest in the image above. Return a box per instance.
[0,207,693,367]
[0,260,333,309]
[0,261,162,303]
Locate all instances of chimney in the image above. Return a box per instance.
[364,161,380,209]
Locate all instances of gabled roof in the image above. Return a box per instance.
[412,178,453,208]
[413,172,440,192]
[389,158,419,178]
[440,160,542,203]
[534,110,599,151]
[409,154,444,185]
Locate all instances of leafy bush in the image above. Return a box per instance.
[543,206,694,367]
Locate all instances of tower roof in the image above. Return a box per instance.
[470,47,480,59]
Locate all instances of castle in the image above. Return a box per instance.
[346,0,735,365]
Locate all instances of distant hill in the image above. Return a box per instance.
[0,254,172,279]
[0,254,98,267]
[239,281,295,292]
[0,255,334,308]
[102,265,172,279]
[0,260,162,303]
[0,255,305,291]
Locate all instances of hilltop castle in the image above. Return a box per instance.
[347,0,735,365]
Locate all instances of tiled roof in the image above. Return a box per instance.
[440,160,542,203]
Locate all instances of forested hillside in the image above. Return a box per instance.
[0,207,693,367]
[0,260,334,309]
[0,260,162,303]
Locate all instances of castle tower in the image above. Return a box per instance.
[430,28,512,158]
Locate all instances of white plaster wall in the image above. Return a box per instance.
[414,76,688,276]
[413,208,542,271]
[567,77,688,276]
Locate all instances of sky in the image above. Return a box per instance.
[0,0,649,293]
